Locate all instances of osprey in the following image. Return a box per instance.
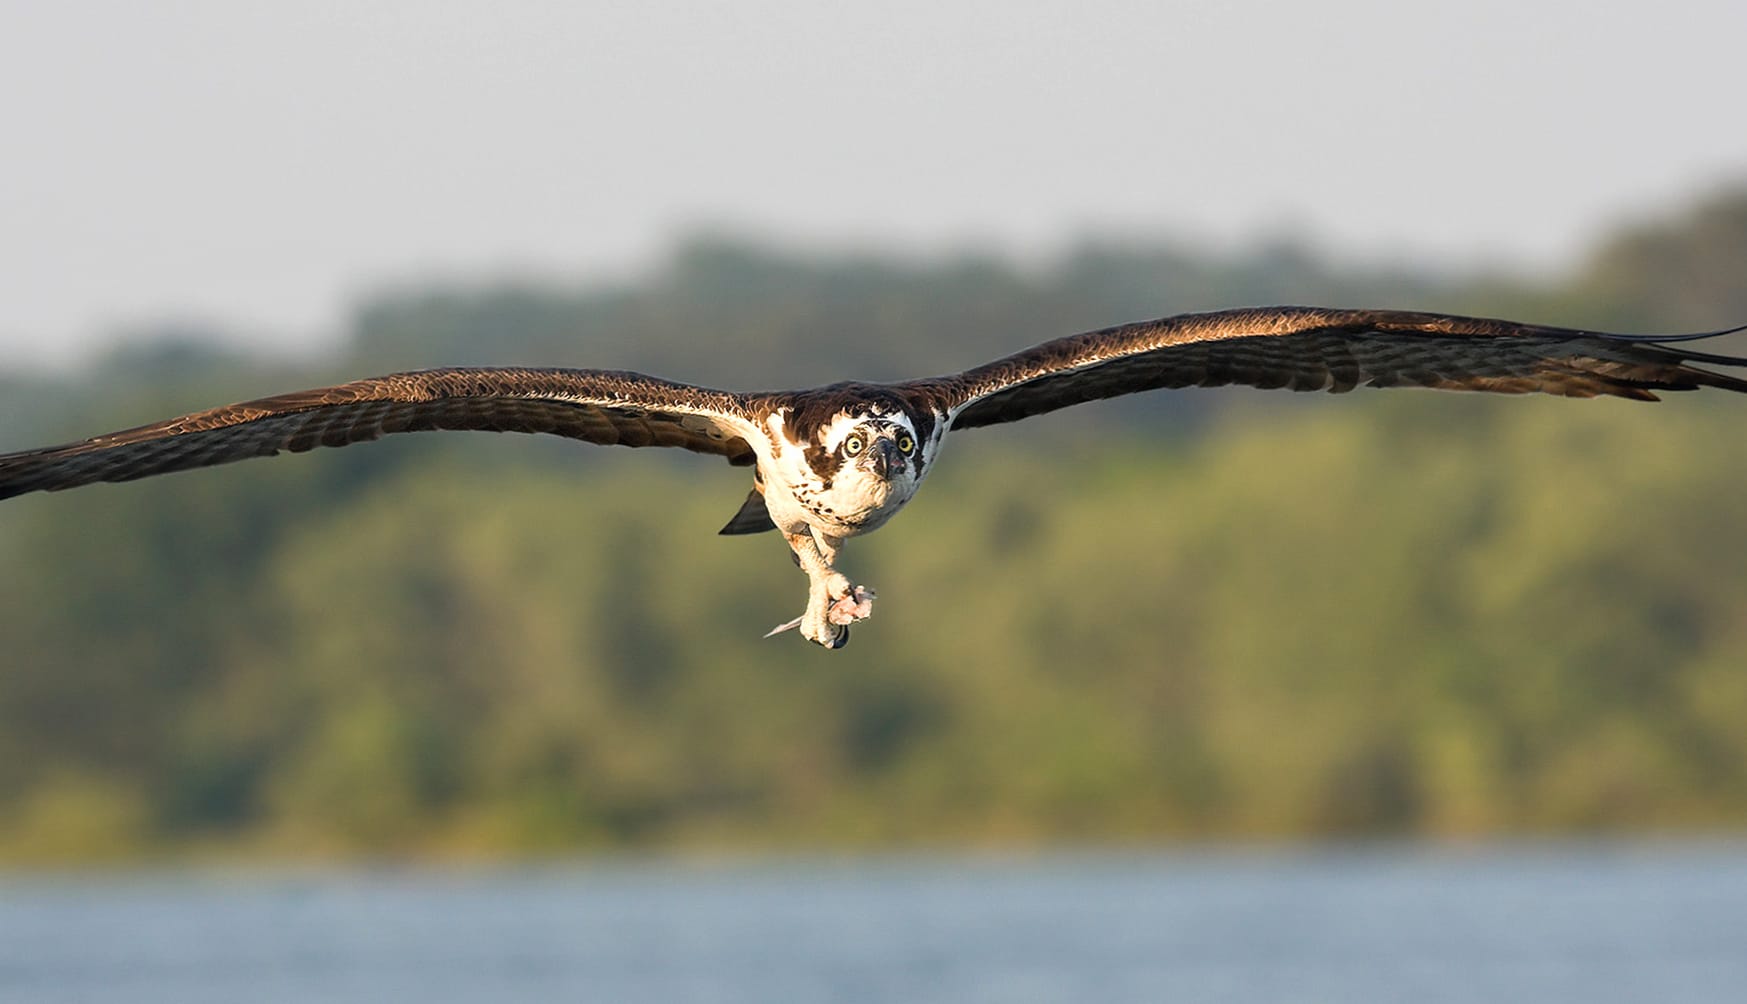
[3,306,1745,649]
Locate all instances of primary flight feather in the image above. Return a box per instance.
[4,306,1745,649]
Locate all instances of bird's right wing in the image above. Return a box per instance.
[0,367,762,500]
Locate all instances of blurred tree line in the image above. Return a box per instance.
[0,188,1745,864]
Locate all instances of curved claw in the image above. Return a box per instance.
[767,584,876,649]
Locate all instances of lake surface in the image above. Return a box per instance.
[3,842,1746,1003]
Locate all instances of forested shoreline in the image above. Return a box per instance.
[1,189,1744,864]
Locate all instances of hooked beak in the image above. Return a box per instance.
[869,438,899,477]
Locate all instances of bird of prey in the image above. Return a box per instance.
[3,306,1745,649]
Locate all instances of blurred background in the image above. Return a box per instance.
[3,2,1747,1001]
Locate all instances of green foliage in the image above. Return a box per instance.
[3,190,1747,863]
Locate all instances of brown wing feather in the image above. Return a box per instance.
[904,307,1747,429]
[0,368,760,500]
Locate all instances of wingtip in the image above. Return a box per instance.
[1598,320,1747,344]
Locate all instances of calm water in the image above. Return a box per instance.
[3,842,1746,1003]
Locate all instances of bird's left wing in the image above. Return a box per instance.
[901,307,1747,430]
[0,367,762,500]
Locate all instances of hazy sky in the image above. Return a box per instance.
[3,0,1744,366]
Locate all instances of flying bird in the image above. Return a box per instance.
[3,306,1745,649]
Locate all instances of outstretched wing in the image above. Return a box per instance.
[903,307,1747,430]
[0,367,761,500]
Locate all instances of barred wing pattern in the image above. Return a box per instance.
[0,368,760,500]
[910,307,1747,429]
[6,308,1746,503]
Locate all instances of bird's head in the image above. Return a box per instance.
[832,414,920,482]
[810,410,925,510]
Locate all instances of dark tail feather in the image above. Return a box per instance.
[718,488,776,535]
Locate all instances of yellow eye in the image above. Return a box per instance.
[896,434,915,454]
[844,435,864,456]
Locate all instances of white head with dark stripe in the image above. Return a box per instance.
[789,391,935,531]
